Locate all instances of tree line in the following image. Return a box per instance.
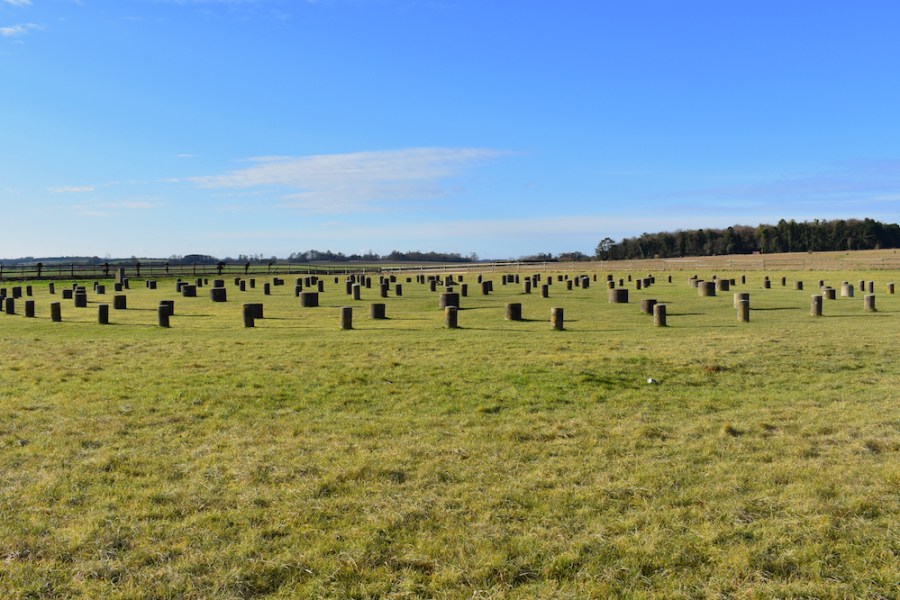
[597,218,900,260]
[288,250,476,263]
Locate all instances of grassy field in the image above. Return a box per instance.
[0,269,897,598]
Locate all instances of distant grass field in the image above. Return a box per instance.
[0,268,897,598]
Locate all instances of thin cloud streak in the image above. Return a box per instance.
[672,159,900,203]
[70,201,158,215]
[0,23,40,37]
[190,147,506,213]
[49,185,96,193]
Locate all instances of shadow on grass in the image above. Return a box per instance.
[821,313,893,318]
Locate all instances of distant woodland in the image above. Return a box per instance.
[597,218,900,260]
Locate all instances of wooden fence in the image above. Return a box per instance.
[2,251,899,281]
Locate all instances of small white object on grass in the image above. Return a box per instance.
[646,378,658,384]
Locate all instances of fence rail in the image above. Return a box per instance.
[2,253,899,281]
[0,263,383,281]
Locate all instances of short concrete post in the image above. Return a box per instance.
[888,282,895,294]
[841,282,854,297]
[440,292,460,309]
[640,299,657,314]
[794,281,804,290]
[864,294,876,312]
[370,303,386,319]
[608,288,629,303]
[299,292,319,307]
[541,284,549,298]
[98,304,110,324]
[25,300,35,318]
[242,304,255,327]
[49,282,56,294]
[352,284,361,300]
[699,281,716,297]
[653,303,667,327]
[444,305,458,328]
[50,301,61,322]
[737,300,750,323]
[340,306,353,330]
[4,297,14,315]
[550,307,564,330]
[505,302,522,321]
[395,284,403,296]
[160,300,174,317]
[810,295,823,316]
[733,292,750,309]
[210,287,227,302]
[158,305,170,327]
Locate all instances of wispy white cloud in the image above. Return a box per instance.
[105,201,156,209]
[0,22,40,37]
[674,159,900,204]
[1,1,33,7]
[49,185,96,193]
[70,201,158,216]
[190,147,506,213]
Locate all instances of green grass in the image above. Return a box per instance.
[1,271,898,598]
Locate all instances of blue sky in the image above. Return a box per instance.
[2,0,899,259]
